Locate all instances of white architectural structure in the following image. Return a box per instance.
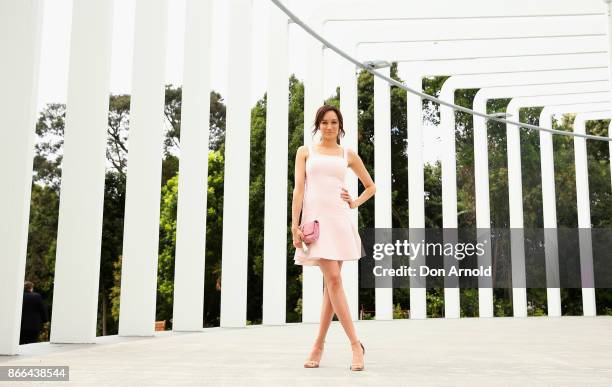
[50,0,115,343]
[538,103,612,316]
[2,0,612,357]
[0,0,44,355]
[301,0,611,322]
[331,46,608,321]
[437,73,610,319]
[262,0,290,326]
[573,111,612,316]
[172,0,214,332]
[475,94,612,318]
[118,0,169,336]
[219,0,254,328]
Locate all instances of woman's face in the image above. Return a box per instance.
[319,110,340,141]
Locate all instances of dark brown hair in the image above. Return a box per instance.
[311,105,345,145]
[24,281,34,292]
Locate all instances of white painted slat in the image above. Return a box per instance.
[172,0,213,332]
[51,0,114,343]
[0,0,44,355]
[374,67,394,320]
[263,2,289,325]
[219,0,253,327]
[119,0,169,336]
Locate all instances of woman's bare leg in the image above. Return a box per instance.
[318,259,364,365]
[306,261,341,363]
[314,261,342,344]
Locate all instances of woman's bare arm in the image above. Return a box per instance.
[346,148,376,208]
[291,145,308,231]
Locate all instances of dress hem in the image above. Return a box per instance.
[293,256,363,266]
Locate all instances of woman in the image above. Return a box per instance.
[291,105,376,371]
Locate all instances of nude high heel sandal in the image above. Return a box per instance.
[304,341,325,368]
[349,341,365,371]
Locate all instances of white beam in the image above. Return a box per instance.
[172,0,213,332]
[610,120,612,190]
[327,15,605,43]
[406,71,428,319]
[263,1,289,325]
[339,61,360,321]
[0,0,44,355]
[219,0,253,327]
[301,18,325,325]
[50,0,114,343]
[361,36,608,62]
[119,0,169,336]
[374,66,393,320]
[309,0,605,25]
[604,0,612,108]
[573,111,611,316]
[602,0,612,254]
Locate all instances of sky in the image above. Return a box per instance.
[36,0,442,164]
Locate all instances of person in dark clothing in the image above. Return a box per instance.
[20,281,48,345]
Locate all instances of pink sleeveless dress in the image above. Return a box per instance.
[293,143,364,266]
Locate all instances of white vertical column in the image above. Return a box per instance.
[605,0,612,261]
[262,3,289,326]
[538,109,562,317]
[0,0,43,355]
[119,0,169,336]
[439,83,461,319]
[172,0,213,331]
[609,121,612,190]
[406,73,427,319]
[374,66,393,320]
[219,0,253,327]
[301,20,324,323]
[505,102,527,317]
[472,92,494,318]
[605,0,612,110]
[50,0,114,343]
[340,61,359,321]
[573,113,607,317]
[600,0,612,317]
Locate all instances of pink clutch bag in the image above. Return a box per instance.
[299,220,319,253]
[300,220,319,243]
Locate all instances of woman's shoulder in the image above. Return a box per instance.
[297,145,310,156]
[344,146,358,161]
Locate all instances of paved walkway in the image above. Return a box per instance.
[1,316,611,386]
